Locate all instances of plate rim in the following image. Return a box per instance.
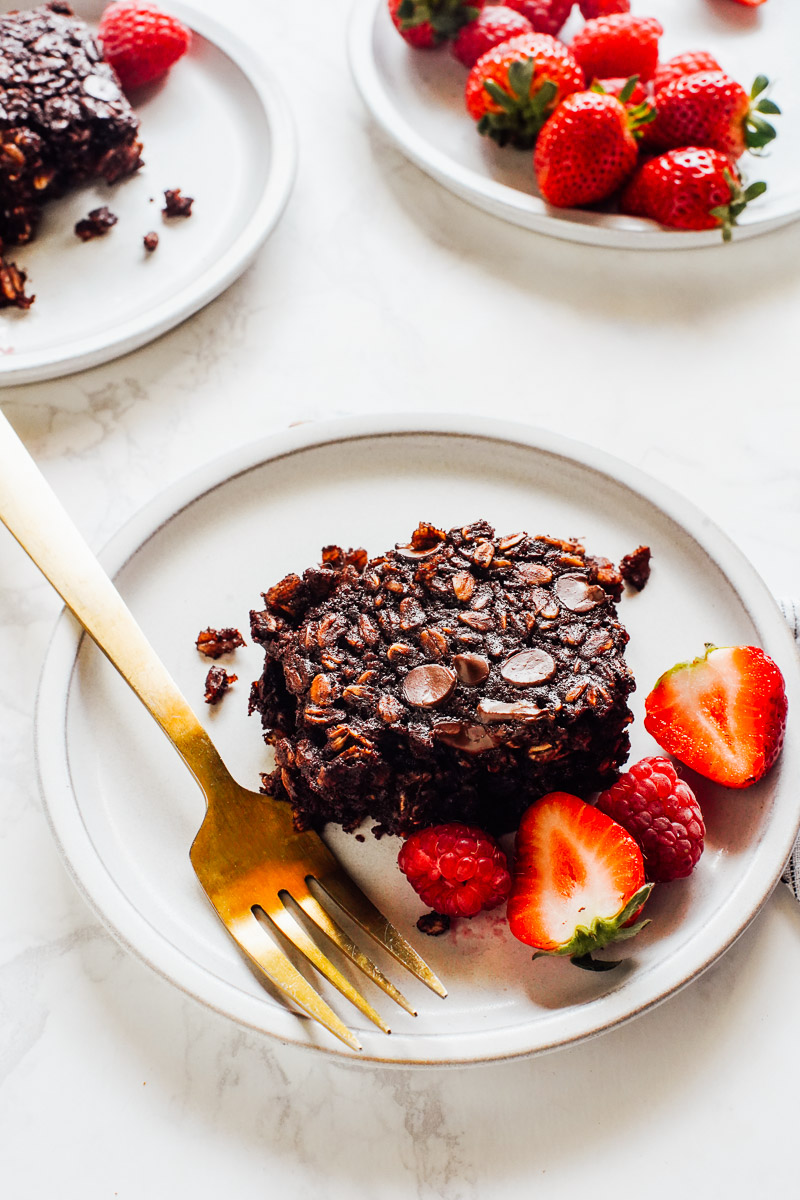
[347,0,800,250]
[33,412,800,1066]
[0,0,297,386]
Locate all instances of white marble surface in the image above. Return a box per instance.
[2,0,800,1194]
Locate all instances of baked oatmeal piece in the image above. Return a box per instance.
[0,2,143,248]
[249,521,636,837]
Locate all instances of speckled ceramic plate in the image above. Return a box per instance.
[349,0,800,248]
[34,415,800,1065]
[0,1,296,385]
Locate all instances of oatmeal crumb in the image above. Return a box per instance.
[416,912,451,937]
[196,627,245,659]
[163,188,193,218]
[74,206,117,241]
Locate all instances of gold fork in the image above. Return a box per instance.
[0,412,446,1051]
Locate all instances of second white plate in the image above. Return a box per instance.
[0,1,296,385]
[34,415,800,1065]
[349,0,800,248]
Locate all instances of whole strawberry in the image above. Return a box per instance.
[596,757,705,883]
[503,0,574,37]
[620,148,767,240]
[644,644,787,786]
[652,51,723,95]
[466,33,585,148]
[534,85,650,207]
[578,0,630,17]
[649,71,780,160]
[398,823,512,917]
[389,0,484,48]
[571,14,662,84]
[452,6,533,69]
[98,1,191,91]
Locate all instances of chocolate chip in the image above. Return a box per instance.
[434,721,499,753]
[477,699,543,723]
[517,562,553,585]
[453,653,490,686]
[83,73,120,102]
[402,664,457,708]
[554,573,607,613]
[394,544,439,560]
[500,648,556,686]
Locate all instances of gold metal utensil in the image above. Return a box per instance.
[0,412,446,1051]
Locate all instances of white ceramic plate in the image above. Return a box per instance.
[0,1,296,384]
[349,0,800,248]
[35,414,800,1065]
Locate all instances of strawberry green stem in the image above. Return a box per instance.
[531,883,653,964]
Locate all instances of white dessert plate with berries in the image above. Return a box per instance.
[0,1,296,385]
[33,414,800,1065]
[348,0,800,247]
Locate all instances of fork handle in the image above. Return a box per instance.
[0,411,234,802]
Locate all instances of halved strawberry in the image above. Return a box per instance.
[644,644,788,788]
[507,792,652,968]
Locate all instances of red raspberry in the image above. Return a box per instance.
[595,756,705,883]
[503,0,575,38]
[397,823,512,917]
[98,2,191,92]
[452,6,533,69]
[578,0,630,18]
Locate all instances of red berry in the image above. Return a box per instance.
[643,644,788,786]
[507,792,651,960]
[652,51,723,95]
[389,0,486,49]
[571,13,662,84]
[594,76,648,106]
[534,90,640,207]
[453,6,533,68]
[648,71,779,161]
[503,0,575,38]
[596,757,705,883]
[578,0,630,17]
[397,823,512,917]
[465,32,585,148]
[98,2,191,91]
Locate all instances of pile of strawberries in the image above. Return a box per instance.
[389,0,779,239]
[397,641,788,969]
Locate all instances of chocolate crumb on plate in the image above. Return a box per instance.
[163,188,193,217]
[620,545,652,591]
[196,627,245,658]
[417,912,451,936]
[250,520,636,837]
[74,206,118,241]
[143,231,159,252]
[0,257,34,309]
[204,665,237,705]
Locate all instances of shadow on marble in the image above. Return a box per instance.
[367,127,800,329]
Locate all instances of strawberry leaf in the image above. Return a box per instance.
[483,78,516,113]
[618,74,640,105]
[507,56,535,102]
[750,74,769,99]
